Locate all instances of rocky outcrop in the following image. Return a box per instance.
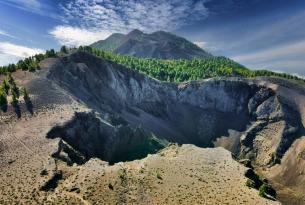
[240,91,304,166]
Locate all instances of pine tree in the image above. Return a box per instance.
[60,45,68,54]
[8,73,14,84]
[11,80,19,98]
[0,88,8,110]
[23,87,29,101]
[2,79,10,94]
[45,49,56,58]
[11,91,18,105]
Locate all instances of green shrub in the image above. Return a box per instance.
[258,184,267,197]
[245,179,256,188]
[259,183,277,198]
[139,167,145,174]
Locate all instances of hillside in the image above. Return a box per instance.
[90,29,211,59]
[1,51,305,204]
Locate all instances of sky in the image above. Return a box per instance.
[0,0,304,76]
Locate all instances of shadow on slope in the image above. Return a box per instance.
[47,112,169,165]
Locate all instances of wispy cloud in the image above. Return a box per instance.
[232,40,305,76]
[50,0,210,46]
[60,0,209,33]
[0,42,43,66]
[49,26,111,46]
[1,0,41,12]
[242,59,305,78]
[233,40,305,63]
[0,0,58,19]
[215,10,305,55]
[5,0,40,8]
[0,30,17,39]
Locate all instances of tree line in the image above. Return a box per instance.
[0,74,29,111]
[0,45,303,84]
[78,46,304,83]
[0,48,59,75]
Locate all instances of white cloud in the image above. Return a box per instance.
[49,26,112,46]
[231,40,305,76]
[194,41,207,48]
[0,54,21,66]
[232,40,305,62]
[193,41,218,53]
[58,0,210,33]
[0,42,43,66]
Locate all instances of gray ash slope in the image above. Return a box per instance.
[91,29,211,59]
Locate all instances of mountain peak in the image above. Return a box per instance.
[91,29,211,59]
[125,29,144,39]
[128,29,144,35]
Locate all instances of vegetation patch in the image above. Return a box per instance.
[79,46,305,83]
[258,184,277,199]
[245,179,256,188]
[0,74,33,116]
[244,168,277,199]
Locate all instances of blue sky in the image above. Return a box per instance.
[0,0,304,76]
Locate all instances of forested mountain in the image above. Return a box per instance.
[79,46,303,83]
[90,29,211,60]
